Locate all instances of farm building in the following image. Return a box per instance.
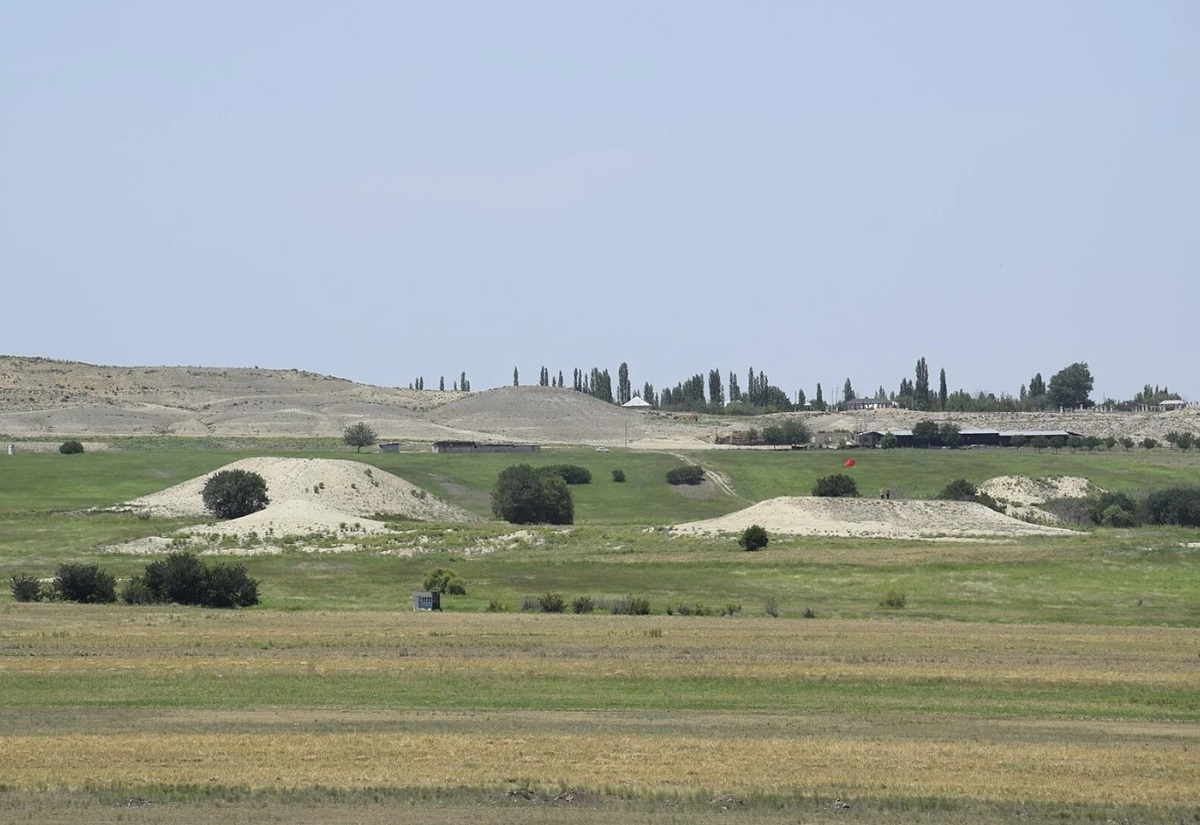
[379,442,400,453]
[856,429,1084,448]
[621,396,652,409]
[431,441,541,454]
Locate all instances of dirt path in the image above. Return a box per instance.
[667,452,746,503]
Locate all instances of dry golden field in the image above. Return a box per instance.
[2,607,1198,823]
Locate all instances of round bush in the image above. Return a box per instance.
[58,440,84,454]
[666,465,705,485]
[813,473,858,497]
[540,464,592,484]
[10,574,45,602]
[491,464,574,524]
[738,524,769,552]
[201,469,270,520]
[53,562,117,604]
[611,469,626,483]
[938,479,978,501]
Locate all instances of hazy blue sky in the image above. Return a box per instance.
[3,2,1197,402]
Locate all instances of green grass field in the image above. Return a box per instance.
[1,441,1199,822]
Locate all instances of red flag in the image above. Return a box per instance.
[843,459,856,467]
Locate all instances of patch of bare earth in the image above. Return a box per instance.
[673,497,1076,540]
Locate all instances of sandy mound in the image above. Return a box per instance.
[192,499,389,538]
[673,497,1076,540]
[977,475,1097,506]
[119,457,477,522]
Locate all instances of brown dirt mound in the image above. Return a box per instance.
[673,497,1076,540]
[118,457,478,523]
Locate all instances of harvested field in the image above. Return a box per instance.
[673,497,1076,539]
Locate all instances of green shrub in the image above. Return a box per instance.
[537,592,566,613]
[1141,487,1200,527]
[540,464,592,484]
[10,574,45,602]
[738,524,769,551]
[764,597,780,618]
[58,440,84,454]
[813,473,858,497]
[938,479,977,501]
[491,464,574,524]
[665,465,705,485]
[130,552,259,608]
[1086,491,1139,525]
[571,595,595,614]
[880,589,907,609]
[53,563,117,604]
[1100,505,1136,528]
[485,600,509,612]
[670,603,712,617]
[201,469,270,520]
[802,607,817,619]
[607,595,650,615]
[203,562,261,608]
[611,469,626,483]
[720,602,742,616]
[423,568,467,596]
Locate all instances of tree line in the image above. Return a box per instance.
[408,358,1183,416]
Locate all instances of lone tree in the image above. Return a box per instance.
[491,464,574,524]
[201,469,270,520]
[342,421,378,452]
[1048,362,1095,409]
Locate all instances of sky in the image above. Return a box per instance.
[2,2,1197,403]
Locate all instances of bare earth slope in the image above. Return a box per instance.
[673,497,1076,540]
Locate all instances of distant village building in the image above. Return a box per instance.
[379,442,401,453]
[621,396,652,409]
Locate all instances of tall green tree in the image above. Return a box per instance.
[1048,362,1095,408]
[814,383,824,411]
[513,367,519,386]
[1029,372,1046,398]
[914,357,930,409]
[729,371,741,403]
[938,368,948,410]
[439,376,445,391]
[843,378,855,404]
[708,369,724,408]
[617,362,632,404]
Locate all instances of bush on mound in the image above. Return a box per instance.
[58,440,84,454]
[201,469,270,520]
[813,474,858,497]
